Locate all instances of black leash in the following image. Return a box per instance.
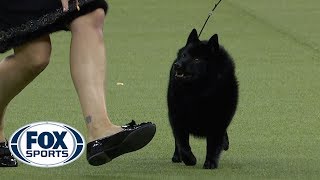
[198,0,223,38]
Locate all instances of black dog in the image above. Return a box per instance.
[167,29,238,169]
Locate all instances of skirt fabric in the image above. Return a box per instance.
[0,0,108,53]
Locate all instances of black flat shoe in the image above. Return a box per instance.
[87,120,156,166]
[0,141,18,167]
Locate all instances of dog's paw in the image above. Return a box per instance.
[181,150,196,166]
[203,159,218,169]
[171,154,182,163]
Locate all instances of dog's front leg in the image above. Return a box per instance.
[172,138,182,163]
[174,129,196,166]
[204,134,224,169]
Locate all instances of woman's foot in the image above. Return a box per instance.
[87,124,123,143]
[86,120,156,166]
[0,141,18,167]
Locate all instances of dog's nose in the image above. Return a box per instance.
[173,62,182,70]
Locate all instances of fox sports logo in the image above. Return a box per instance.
[9,121,85,168]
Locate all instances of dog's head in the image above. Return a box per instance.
[172,29,220,82]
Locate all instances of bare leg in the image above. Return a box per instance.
[0,35,51,142]
[0,108,5,142]
[69,9,122,142]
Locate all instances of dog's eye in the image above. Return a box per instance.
[182,53,186,58]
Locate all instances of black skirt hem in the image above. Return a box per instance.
[0,0,108,53]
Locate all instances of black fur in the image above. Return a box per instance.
[167,29,238,169]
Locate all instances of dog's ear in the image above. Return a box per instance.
[186,29,199,45]
[208,34,219,50]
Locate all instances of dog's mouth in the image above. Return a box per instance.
[175,71,193,79]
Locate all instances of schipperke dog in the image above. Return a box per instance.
[167,29,238,169]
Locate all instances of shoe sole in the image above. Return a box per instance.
[0,164,18,167]
[88,124,156,166]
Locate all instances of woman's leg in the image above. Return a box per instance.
[69,9,122,142]
[0,35,51,142]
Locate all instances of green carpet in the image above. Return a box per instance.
[1,0,320,179]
